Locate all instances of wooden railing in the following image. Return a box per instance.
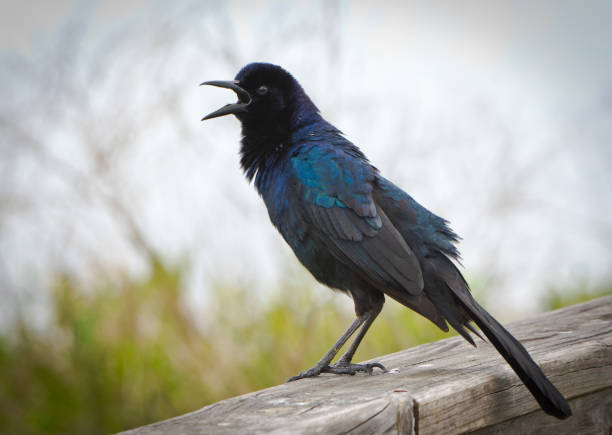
[121,295,612,434]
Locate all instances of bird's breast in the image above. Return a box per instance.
[257,167,352,291]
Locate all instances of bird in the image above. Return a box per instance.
[200,62,572,419]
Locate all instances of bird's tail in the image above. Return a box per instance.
[424,254,572,419]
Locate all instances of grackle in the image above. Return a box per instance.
[201,63,571,419]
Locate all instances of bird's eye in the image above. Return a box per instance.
[257,85,268,95]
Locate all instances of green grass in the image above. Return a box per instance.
[539,282,612,311]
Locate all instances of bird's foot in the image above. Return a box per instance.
[287,361,387,381]
[287,363,328,382]
[324,361,388,376]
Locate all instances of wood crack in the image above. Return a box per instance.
[337,401,390,435]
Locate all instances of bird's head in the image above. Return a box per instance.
[201,63,319,135]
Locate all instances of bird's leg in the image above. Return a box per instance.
[287,315,366,382]
[325,306,387,375]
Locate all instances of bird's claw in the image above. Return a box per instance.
[287,364,327,382]
[325,361,388,375]
[287,361,387,381]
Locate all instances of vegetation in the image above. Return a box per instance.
[540,282,612,311]
[0,261,608,434]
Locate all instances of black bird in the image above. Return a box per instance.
[201,62,572,419]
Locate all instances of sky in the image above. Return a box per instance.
[1,0,611,326]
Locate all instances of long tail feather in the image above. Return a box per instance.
[459,296,572,418]
[429,255,572,419]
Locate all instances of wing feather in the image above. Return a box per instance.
[291,147,424,295]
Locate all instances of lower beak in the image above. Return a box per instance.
[200,80,252,121]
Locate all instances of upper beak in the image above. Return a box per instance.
[200,80,251,121]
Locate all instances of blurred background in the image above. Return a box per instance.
[1,1,611,433]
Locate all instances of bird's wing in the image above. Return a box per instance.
[290,146,424,295]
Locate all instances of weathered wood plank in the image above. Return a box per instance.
[472,388,612,435]
[120,295,612,434]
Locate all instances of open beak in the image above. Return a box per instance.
[200,80,251,121]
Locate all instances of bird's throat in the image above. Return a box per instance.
[239,134,288,184]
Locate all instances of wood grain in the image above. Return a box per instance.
[120,295,612,434]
